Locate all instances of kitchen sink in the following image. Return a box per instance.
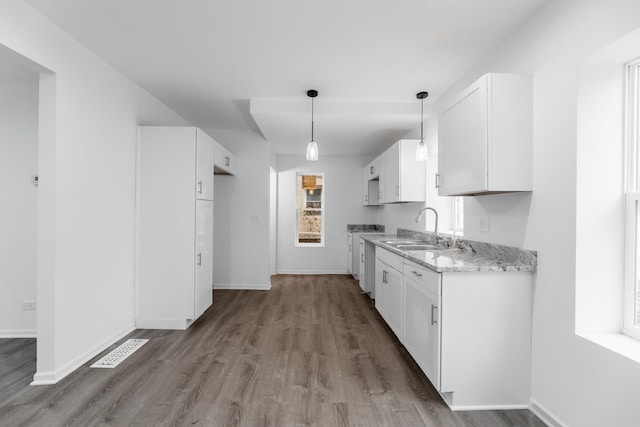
[382,240,448,251]
[395,244,444,250]
[382,240,420,245]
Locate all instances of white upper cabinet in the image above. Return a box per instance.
[213,139,236,176]
[381,139,426,203]
[196,129,214,200]
[362,160,382,206]
[438,73,532,196]
[365,157,382,179]
[363,139,426,205]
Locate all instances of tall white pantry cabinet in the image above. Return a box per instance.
[135,126,214,330]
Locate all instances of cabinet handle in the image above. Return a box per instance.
[431,304,438,325]
[197,253,202,266]
[382,270,388,283]
[349,244,352,252]
[411,270,423,278]
[370,166,375,175]
[361,253,364,263]
[378,191,381,200]
[197,181,203,194]
[365,194,368,202]
[435,173,441,189]
[395,185,399,196]
[225,156,230,167]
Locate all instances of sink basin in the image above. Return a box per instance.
[395,244,444,250]
[382,240,421,245]
[382,240,448,251]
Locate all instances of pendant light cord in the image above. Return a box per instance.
[420,96,424,143]
[311,96,315,142]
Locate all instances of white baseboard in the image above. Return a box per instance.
[529,398,566,427]
[30,322,135,385]
[449,404,529,411]
[213,283,271,290]
[0,329,37,338]
[276,270,350,275]
[135,318,192,330]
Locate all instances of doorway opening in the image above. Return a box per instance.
[0,42,55,391]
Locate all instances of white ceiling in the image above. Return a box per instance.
[22,0,547,156]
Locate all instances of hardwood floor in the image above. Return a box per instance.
[0,338,36,405]
[0,275,545,426]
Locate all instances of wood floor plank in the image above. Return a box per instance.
[0,274,546,426]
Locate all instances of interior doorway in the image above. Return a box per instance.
[0,43,54,389]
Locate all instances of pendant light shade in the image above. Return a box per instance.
[306,89,319,161]
[416,91,429,162]
[306,140,318,161]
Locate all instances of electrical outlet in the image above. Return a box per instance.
[479,216,490,232]
[21,301,36,311]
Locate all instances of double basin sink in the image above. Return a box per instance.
[382,239,450,251]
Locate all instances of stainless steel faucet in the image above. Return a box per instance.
[415,206,438,237]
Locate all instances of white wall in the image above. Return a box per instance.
[0,0,188,383]
[436,1,640,425]
[211,129,271,289]
[277,155,378,274]
[0,78,38,337]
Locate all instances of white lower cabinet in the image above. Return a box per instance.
[194,200,214,319]
[375,248,404,340]
[358,238,365,289]
[347,232,354,275]
[373,246,532,410]
[403,266,441,390]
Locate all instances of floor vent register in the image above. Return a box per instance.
[90,338,149,369]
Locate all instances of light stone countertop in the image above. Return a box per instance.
[360,230,537,273]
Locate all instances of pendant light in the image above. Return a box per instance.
[306,89,319,161]
[416,91,429,162]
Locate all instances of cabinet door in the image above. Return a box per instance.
[404,276,441,390]
[374,259,387,316]
[351,233,360,280]
[194,200,213,319]
[214,140,236,175]
[363,163,382,206]
[367,158,381,179]
[385,266,403,340]
[362,169,370,205]
[358,239,366,291]
[347,233,353,275]
[438,76,488,196]
[196,129,214,200]
[383,144,400,203]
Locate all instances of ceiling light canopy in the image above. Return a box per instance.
[416,91,428,162]
[306,89,318,161]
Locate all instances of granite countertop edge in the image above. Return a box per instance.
[359,232,537,274]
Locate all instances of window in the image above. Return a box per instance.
[296,173,324,246]
[451,196,464,235]
[624,59,640,339]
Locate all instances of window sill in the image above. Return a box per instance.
[577,331,640,364]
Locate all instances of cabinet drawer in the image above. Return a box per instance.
[403,260,440,295]
[376,247,403,272]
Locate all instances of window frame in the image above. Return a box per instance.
[623,59,640,339]
[295,172,325,247]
